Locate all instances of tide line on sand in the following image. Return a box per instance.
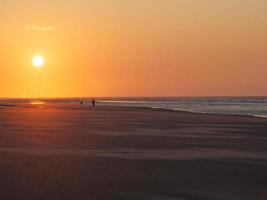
[0,147,266,160]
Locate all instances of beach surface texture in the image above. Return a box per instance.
[0,104,267,200]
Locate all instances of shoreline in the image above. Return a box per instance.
[1,102,267,119]
[1,96,267,119]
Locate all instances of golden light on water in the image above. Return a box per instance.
[30,101,46,105]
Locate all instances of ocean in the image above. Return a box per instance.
[1,97,267,118]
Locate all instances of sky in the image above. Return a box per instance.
[1,0,267,97]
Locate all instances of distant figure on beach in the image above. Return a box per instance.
[92,99,95,107]
[81,101,83,105]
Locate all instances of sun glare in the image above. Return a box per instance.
[32,55,45,68]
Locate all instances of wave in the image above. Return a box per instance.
[1,97,267,118]
[253,115,267,118]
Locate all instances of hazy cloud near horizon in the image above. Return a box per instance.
[25,25,78,32]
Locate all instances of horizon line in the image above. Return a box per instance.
[1,95,267,99]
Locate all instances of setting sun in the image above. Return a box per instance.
[32,55,45,68]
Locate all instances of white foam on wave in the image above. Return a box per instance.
[253,115,267,118]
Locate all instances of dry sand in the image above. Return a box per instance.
[0,104,267,200]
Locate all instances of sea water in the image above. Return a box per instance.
[1,97,267,118]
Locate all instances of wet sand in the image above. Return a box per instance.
[0,104,267,200]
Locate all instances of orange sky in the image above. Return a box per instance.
[1,0,267,98]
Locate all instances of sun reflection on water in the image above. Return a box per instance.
[30,101,46,105]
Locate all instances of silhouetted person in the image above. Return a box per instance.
[81,101,83,105]
[92,99,95,107]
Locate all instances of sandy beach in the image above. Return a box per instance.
[0,104,267,200]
